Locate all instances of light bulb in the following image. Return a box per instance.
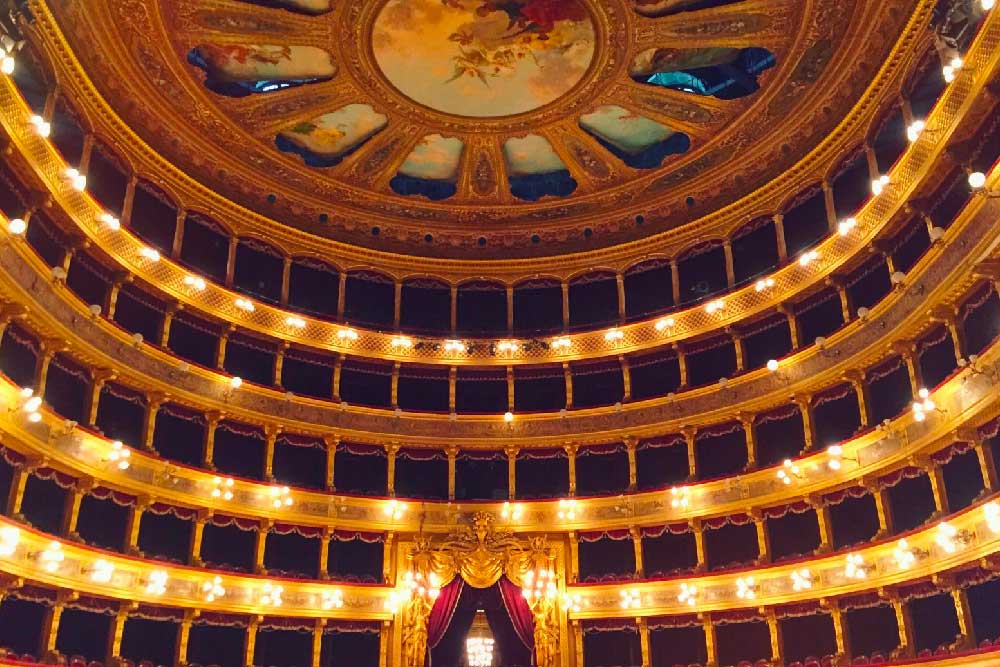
[7,218,25,235]
[766,359,779,372]
[968,171,987,190]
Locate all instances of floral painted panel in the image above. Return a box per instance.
[279,104,389,161]
[579,105,675,155]
[191,44,336,83]
[503,134,568,175]
[633,0,741,17]
[244,0,333,14]
[372,0,596,117]
[398,134,465,182]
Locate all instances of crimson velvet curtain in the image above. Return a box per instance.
[427,576,533,666]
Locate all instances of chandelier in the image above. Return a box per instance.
[466,609,495,667]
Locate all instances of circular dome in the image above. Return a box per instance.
[371,0,597,117]
[46,0,912,260]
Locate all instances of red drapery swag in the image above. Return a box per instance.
[427,578,465,650]
[499,576,535,651]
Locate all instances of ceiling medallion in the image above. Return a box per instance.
[371,0,598,118]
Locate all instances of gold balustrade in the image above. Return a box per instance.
[0,329,998,534]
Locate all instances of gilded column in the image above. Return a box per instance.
[450,285,458,333]
[670,260,680,306]
[263,424,280,481]
[202,411,223,468]
[561,281,570,329]
[189,510,210,566]
[448,367,457,413]
[773,214,788,263]
[638,617,651,667]
[565,444,578,495]
[506,286,514,333]
[822,179,837,231]
[391,362,400,410]
[142,392,167,452]
[676,343,689,388]
[844,370,871,428]
[951,587,976,647]
[827,276,852,324]
[753,511,771,564]
[871,485,895,536]
[507,366,515,412]
[563,363,573,409]
[625,436,638,490]
[778,303,800,349]
[121,177,138,227]
[829,601,852,659]
[683,427,698,480]
[332,355,343,402]
[926,462,950,515]
[253,520,270,574]
[243,616,261,667]
[312,620,326,667]
[174,610,197,667]
[124,498,148,554]
[105,604,130,664]
[892,341,923,395]
[631,527,644,579]
[729,328,745,372]
[794,395,815,451]
[616,272,627,320]
[273,342,288,388]
[723,240,736,288]
[39,592,71,659]
[215,326,233,371]
[61,481,87,538]
[890,595,915,657]
[702,614,718,667]
[506,446,518,500]
[224,237,237,287]
[572,621,584,667]
[34,339,62,398]
[691,520,706,571]
[974,438,998,492]
[337,272,347,321]
[160,304,180,348]
[324,436,339,492]
[766,609,784,666]
[386,444,399,495]
[446,446,457,501]
[279,256,292,306]
[393,280,402,330]
[620,355,632,402]
[812,497,834,552]
[568,532,579,583]
[85,369,116,428]
[739,413,757,469]
[318,528,331,579]
[105,273,130,321]
[5,466,32,518]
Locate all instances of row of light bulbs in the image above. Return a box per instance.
[1,526,352,609]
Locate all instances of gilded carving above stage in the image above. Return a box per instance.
[39,0,920,260]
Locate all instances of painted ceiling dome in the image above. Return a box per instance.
[48,0,913,259]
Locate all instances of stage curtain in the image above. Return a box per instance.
[498,576,535,651]
[428,578,465,650]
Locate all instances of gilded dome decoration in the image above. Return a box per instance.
[39,0,915,258]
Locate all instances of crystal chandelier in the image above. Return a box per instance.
[466,609,495,667]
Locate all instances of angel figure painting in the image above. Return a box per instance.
[372,0,596,117]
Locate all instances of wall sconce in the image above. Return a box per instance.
[844,553,873,580]
[211,476,235,501]
[285,316,306,329]
[234,298,255,313]
[985,501,1000,533]
[384,499,406,520]
[138,247,161,262]
[912,388,943,422]
[86,559,115,584]
[620,589,642,609]
[561,593,583,613]
[892,538,926,570]
[670,486,691,509]
[557,499,577,521]
[604,328,624,344]
[36,541,64,573]
[777,459,804,485]
[943,56,963,82]
[321,589,344,610]
[655,317,676,332]
[755,278,775,292]
[144,570,169,596]
[0,526,20,556]
[705,299,725,315]
[259,582,284,607]
[837,218,857,236]
[736,576,756,600]
[906,120,926,143]
[791,568,814,591]
[967,171,999,198]
[268,486,293,509]
[678,583,697,607]
[551,337,571,351]
[935,521,973,554]
[29,114,50,137]
[6,217,25,235]
[799,250,820,267]
[871,175,890,196]
[202,575,225,602]
[100,213,121,231]
[337,328,359,343]
[391,336,413,350]
[500,502,523,521]
[106,440,131,470]
[826,445,858,471]
[496,340,520,354]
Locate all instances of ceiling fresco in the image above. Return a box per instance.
[372,0,597,118]
[44,0,918,259]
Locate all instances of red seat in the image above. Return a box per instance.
[805,660,821,667]
[980,639,994,649]
[851,658,869,666]
[788,662,804,667]
[20,654,37,663]
[917,649,932,658]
